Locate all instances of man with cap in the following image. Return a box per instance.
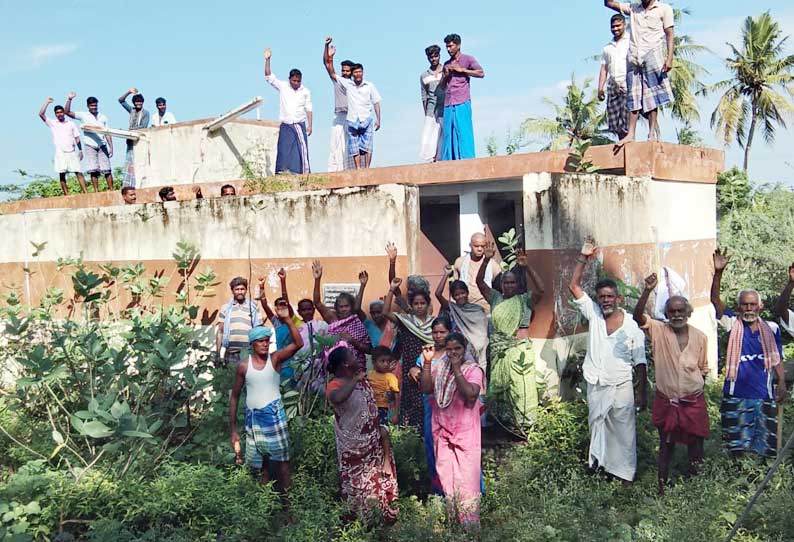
[229,307,303,506]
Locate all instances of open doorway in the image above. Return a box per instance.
[481,192,524,254]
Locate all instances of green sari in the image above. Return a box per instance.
[488,291,538,435]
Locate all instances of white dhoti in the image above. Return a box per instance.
[328,112,351,171]
[587,380,637,481]
[419,115,442,163]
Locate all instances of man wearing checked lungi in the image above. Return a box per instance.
[598,14,630,140]
[603,0,675,146]
[229,308,303,510]
[264,47,313,174]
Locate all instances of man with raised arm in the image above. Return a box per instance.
[38,97,87,195]
[265,48,313,174]
[324,36,382,169]
[568,238,647,483]
[440,33,484,161]
[633,273,709,495]
[453,233,502,314]
[118,87,150,188]
[603,0,674,145]
[229,310,303,510]
[64,92,114,192]
[711,249,787,458]
[323,38,354,171]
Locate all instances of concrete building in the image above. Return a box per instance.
[0,142,722,398]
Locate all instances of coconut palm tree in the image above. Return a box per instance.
[710,12,794,172]
[669,8,711,124]
[521,74,613,150]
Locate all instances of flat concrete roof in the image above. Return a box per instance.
[0,141,723,214]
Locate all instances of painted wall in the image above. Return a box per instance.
[133,119,279,189]
[0,184,419,317]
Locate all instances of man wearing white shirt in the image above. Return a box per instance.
[64,92,114,192]
[323,36,382,169]
[151,97,177,127]
[569,238,648,483]
[598,14,630,140]
[265,48,313,174]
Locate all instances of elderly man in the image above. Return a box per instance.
[216,277,263,365]
[711,249,787,458]
[453,233,502,313]
[634,273,709,494]
[229,315,302,508]
[569,238,647,483]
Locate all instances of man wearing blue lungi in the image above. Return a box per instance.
[441,34,484,161]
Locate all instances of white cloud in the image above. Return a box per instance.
[0,43,78,74]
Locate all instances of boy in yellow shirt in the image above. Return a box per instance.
[368,346,400,426]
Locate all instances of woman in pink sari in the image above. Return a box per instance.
[326,345,399,524]
[312,260,372,370]
[419,332,484,527]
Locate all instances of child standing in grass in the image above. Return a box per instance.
[368,346,400,426]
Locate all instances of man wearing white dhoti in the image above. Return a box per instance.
[568,238,648,482]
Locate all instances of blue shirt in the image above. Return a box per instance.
[365,319,382,348]
[721,308,782,400]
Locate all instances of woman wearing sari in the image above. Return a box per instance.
[384,277,435,430]
[419,332,484,527]
[407,316,452,495]
[326,345,398,524]
[434,266,489,370]
[312,260,371,370]
[476,246,545,434]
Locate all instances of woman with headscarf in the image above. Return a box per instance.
[476,245,545,435]
[419,332,484,527]
[326,345,398,524]
[435,265,489,370]
[384,276,435,429]
[312,260,371,370]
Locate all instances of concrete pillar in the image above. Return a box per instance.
[458,189,484,255]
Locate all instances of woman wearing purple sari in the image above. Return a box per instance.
[312,260,371,370]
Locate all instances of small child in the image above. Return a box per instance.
[368,346,400,426]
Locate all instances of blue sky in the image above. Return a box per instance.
[1,0,793,187]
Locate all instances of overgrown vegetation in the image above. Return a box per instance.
[0,169,123,201]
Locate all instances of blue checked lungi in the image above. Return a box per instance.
[275,122,310,174]
[122,148,136,188]
[626,46,673,114]
[347,117,375,157]
[720,397,778,457]
[606,81,628,136]
[441,100,475,160]
[244,398,290,466]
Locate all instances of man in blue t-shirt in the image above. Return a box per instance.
[711,250,787,457]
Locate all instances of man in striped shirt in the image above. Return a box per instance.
[216,277,263,365]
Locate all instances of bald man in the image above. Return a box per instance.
[453,233,502,313]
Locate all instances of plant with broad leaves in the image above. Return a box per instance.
[497,228,520,271]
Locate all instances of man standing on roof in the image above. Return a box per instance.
[441,33,484,161]
[603,0,675,145]
[324,36,355,171]
[38,97,87,195]
[265,48,313,174]
[420,44,445,163]
[118,88,150,188]
[598,14,630,140]
[151,97,176,127]
[324,36,382,169]
[64,92,114,192]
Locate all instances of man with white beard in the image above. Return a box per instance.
[711,249,787,458]
[634,273,709,494]
[568,238,647,484]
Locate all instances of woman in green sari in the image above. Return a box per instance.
[476,244,545,435]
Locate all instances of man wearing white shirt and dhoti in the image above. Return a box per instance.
[264,48,313,174]
[568,238,648,483]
